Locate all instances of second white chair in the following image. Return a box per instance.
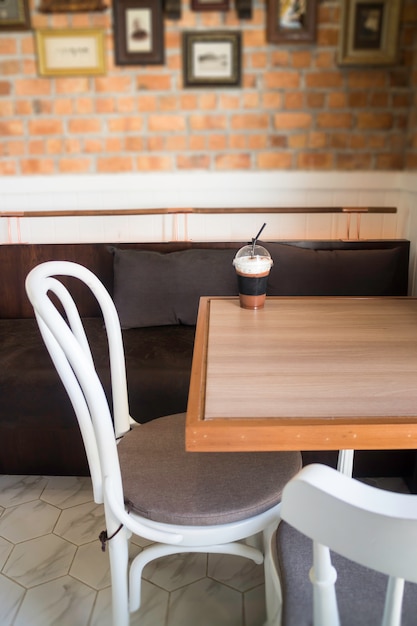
[25,260,302,626]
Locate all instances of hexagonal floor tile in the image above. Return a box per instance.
[0,500,60,543]
[143,552,207,591]
[0,573,25,625]
[41,476,94,509]
[0,476,48,508]
[0,536,13,569]
[244,583,267,626]
[70,541,111,590]
[54,501,105,545]
[208,553,264,592]
[167,577,243,626]
[13,575,96,626]
[3,534,76,588]
[90,580,169,626]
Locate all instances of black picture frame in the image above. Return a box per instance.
[267,0,317,44]
[0,0,31,31]
[182,31,241,88]
[191,0,229,12]
[113,0,164,66]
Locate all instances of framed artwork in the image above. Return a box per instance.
[182,31,241,88]
[113,0,164,65]
[0,0,30,31]
[338,0,403,65]
[267,0,317,44]
[38,0,106,12]
[35,29,106,76]
[191,0,229,12]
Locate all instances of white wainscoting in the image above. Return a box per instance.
[1,170,417,291]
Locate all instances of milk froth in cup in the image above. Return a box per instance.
[233,244,273,309]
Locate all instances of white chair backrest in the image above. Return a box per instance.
[25,261,132,503]
[281,464,417,626]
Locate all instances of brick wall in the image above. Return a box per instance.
[0,0,416,175]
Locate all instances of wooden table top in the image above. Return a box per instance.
[186,297,417,452]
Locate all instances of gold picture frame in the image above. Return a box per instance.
[35,28,106,76]
[338,0,403,65]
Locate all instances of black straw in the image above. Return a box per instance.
[251,223,266,256]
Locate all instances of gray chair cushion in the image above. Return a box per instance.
[276,520,417,626]
[118,413,302,526]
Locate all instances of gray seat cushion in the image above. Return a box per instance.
[276,520,417,626]
[118,413,302,526]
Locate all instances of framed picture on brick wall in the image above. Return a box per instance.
[267,0,317,44]
[182,31,241,88]
[338,0,402,65]
[113,0,164,65]
[0,0,31,30]
[35,29,106,76]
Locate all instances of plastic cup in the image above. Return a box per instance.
[233,245,273,309]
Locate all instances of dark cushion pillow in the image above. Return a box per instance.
[265,244,402,296]
[112,247,238,328]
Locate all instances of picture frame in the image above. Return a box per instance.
[38,0,106,12]
[0,0,31,31]
[191,0,229,12]
[267,0,317,44]
[182,31,241,88]
[338,0,403,65]
[113,0,164,66]
[35,29,106,77]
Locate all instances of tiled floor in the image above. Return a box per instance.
[0,474,410,626]
[0,474,267,626]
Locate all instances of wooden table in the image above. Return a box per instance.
[186,297,417,454]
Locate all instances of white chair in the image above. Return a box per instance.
[275,463,417,626]
[25,260,302,626]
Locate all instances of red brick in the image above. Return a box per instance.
[15,79,51,96]
[0,81,11,95]
[215,154,251,169]
[257,152,292,169]
[20,158,55,174]
[124,137,144,151]
[0,161,16,175]
[306,72,343,88]
[335,154,373,170]
[297,152,334,169]
[177,154,211,169]
[356,113,393,130]
[317,113,353,129]
[229,135,247,149]
[108,117,142,132]
[348,72,387,89]
[95,76,132,92]
[0,121,24,135]
[136,155,172,170]
[190,115,227,131]
[56,78,89,94]
[291,51,312,68]
[274,113,312,129]
[0,39,17,54]
[231,114,269,130]
[68,119,102,133]
[59,158,92,173]
[376,154,405,169]
[284,93,304,109]
[136,75,171,91]
[148,115,185,131]
[208,134,227,150]
[264,72,300,89]
[97,157,134,172]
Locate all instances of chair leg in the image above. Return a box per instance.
[107,527,130,626]
[263,521,281,626]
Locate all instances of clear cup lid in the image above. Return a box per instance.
[234,244,271,260]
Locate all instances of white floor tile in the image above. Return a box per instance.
[3,534,76,588]
[0,500,60,543]
[13,575,96,626]
[0,573,25,626]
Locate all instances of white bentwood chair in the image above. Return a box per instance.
[25,261,302,626]
[275,463,417,626]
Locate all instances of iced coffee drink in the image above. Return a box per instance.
[233,244,273,309]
